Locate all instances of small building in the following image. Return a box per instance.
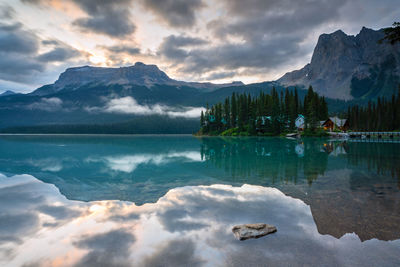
[322,117,349,131]
[295,115,305,130]
[255,116,271,126]
[208,115,216,122]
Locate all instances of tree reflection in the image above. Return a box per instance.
[199,137,329,186]
[345,142,400,189]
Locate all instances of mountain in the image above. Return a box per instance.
[0,26,397,133]
[0,90,16,97]
[31,62,243,96]
[279,27,400,100]
[0,58,288,131]
[0,78,293,131]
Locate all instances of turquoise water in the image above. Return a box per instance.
[0,135,399,266]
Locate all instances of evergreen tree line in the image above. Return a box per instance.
[200,86,328,135]
[1,116,200,134]
[347,88,400,131]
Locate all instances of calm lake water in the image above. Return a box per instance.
[0,135,399,266]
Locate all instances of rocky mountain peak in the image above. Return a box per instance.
[31,62,245,96]
[53,62,173,90]
[279,27,400,100]
[0,90,16,97]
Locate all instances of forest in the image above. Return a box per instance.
[0,115,200,134]
[199,86,328,136]
[347,87,400,131]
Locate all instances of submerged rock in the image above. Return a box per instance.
[232,223,277,241]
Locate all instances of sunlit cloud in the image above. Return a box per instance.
[103,96,205,118]
[89,53,107,65]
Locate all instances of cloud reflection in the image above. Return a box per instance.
[73,229,136,267]
[87,150,202,173]
[143,239,204,267]
[1,174,400,267]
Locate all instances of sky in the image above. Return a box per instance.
[0,0,399,93]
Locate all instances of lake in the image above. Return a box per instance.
[0,135,399,266]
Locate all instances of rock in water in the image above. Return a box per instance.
[232,223,277,241]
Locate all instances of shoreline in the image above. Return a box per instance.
[0,133,195,136]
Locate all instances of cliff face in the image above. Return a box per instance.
[279,27,400,100]
[53,62,173,90]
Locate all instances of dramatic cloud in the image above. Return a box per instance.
[72,0,136,38]
[37,42,82,62]
[158,35,208,61]
[0,4,15,19]
[0,52,45,83]
[203,71,237,80]
[142,0,204,28]
[159,34,308,80]
[95,44,142,65]
[157,0,349,78]
[99,45,141,55]
[213,0,347,40]
[20,0,46,4]
[103,96,205,118]
[0,13,85,88]
[0,22,44,83]
[4,0,400,90]
[0,23,39,54]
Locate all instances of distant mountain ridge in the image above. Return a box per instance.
[1,26,397,132]
[29,27,400,101]
[0,90,16,97]
[31,62,244,96]
[279,27,400,100]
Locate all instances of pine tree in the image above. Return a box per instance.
[238,94,246,130]
[294,87,299,115]
[284,88,290,128]
[288,91,296,131]
[346,88,400,131]
[271,87,281,134]
[231,93,237,128]
[320,97,328,121]
[200,110,205,128]
[224,98,230,128]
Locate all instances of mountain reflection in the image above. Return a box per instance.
[0,136,399,244]
[1,174,399,267]
[200,137,400,241]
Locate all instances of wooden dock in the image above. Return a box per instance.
[349,132,400,139]
[347,138,400,143]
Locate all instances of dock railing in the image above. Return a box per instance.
[349,132,400,139]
